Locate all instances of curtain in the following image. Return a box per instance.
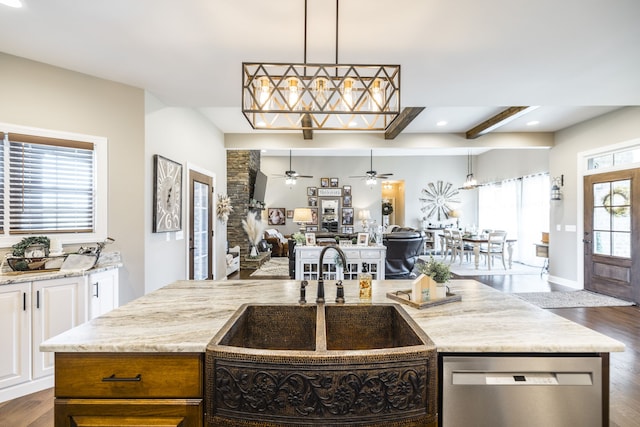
[478,174,549,266]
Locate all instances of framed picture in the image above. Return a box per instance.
[307,187,317,196]
[330,177,339,187]
[308,196,318,207]
[342,226,354,234]
[286,209,294,219]
[342,207,354,225]
[357,232,369,246]
[310,208,318,224]
[343,185,351,196]
[306,226,318,232]
[153,155,183,233]
[305,232,316,246]
[320,178,329,188]
[343,195,352,207]
[268,208,286,225]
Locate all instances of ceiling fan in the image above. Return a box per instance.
[272,150,313,185]
[349,150,393,184]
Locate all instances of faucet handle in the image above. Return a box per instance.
[335,280,345,304]
[299,280,308,304]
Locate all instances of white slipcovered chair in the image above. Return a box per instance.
[479,231,507,269]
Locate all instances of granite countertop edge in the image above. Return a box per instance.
[40,279,626,354]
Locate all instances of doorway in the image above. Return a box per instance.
[583,169,639,303]
[189,169,214,280]
[381,180,404,228]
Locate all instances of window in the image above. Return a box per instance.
[0,124,107,246]
[587,146,640,171]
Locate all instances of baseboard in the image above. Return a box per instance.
[547,275,581,290]
[0,375,54,403]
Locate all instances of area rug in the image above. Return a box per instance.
[445,261,542,276]
[249,257,290,277]
[514,290,635,309]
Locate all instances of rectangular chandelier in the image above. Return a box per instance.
[242,62,400,131]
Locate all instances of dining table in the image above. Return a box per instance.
[462,235,517,270]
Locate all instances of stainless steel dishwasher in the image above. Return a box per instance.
[442,355,603,427]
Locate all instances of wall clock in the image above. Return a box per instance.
[419,180,460,221]
[153,154,183,232]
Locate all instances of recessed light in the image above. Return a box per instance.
[526,120,540,126]
[0,0,22,8]
[436,120,448,126]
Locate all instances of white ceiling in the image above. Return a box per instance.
[0,0,638,139]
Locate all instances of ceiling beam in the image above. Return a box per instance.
[465,106,537,139]
[301,114,313,140]
[385,107,426,140]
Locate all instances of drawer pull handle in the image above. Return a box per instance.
[102,374,142,382]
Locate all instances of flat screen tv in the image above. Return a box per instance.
[253,170,268,203]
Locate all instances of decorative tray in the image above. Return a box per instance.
[5,255,68,272]
[386,289,461,309]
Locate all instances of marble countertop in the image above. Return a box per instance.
[0,251,122,285]
[40,279,625,354]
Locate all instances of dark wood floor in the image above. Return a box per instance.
[2,271,638,426]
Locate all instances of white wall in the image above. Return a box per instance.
[0,52,145,304]
[551,107,640,286]
[145,94,227,293]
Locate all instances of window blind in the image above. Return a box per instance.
[7,133,95,234]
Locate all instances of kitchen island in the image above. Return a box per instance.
[41,279,624,426]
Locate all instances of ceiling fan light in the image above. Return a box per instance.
[286,176,296,186]
[366,176,377,186]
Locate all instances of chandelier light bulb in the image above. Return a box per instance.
[288,78,300,108]
[370,78,384,111]
[258,77,271,110]
[342,78,354,110]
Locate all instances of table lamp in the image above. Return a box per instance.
[293,208,313,233]
[358,209,371,232]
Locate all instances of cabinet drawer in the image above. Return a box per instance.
[361,250,383,259]
[55,398,203,427]
[55,353,203,398]
[299,250,321,259]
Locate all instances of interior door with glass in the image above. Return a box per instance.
[189,170,214,280]
[583,169,639,303]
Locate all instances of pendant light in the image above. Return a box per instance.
[461,151,478,190]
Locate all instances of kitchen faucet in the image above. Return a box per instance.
[317,245,347,304]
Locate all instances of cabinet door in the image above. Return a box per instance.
[0,283,30,389]
[55,399,203,427]
[32,277,87,379]
[88,269,119,320]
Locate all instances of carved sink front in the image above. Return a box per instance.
[206,303,437,427]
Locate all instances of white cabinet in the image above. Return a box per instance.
[295,246,386,280]
[31,276,87,379]
[0,283,30,390]
[88,269,119,320]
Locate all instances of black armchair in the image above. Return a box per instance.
[383,231,425,279]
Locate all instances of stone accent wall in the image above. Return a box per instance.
[227,150,261,269]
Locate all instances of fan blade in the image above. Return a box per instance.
[297,175,314,179]
[376,173,393,178]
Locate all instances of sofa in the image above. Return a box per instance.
[383,230,425,279]
[264,229,289,257]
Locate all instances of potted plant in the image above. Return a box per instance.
[417,256,451,298]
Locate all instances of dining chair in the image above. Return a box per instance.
[479,231,507,269]
[450,230,473,264]
[441,229,453,260]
